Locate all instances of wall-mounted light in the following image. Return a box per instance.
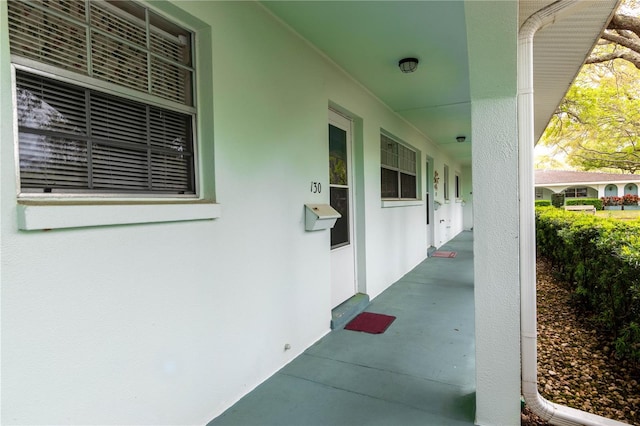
[398,57,419,73]
[456,136,466,143]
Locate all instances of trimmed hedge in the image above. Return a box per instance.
[535,200,551,207]
[536,206,640,362]
[551,193,565,208]
[566,197,603,210]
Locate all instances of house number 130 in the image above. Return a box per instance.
[310,182,322,193]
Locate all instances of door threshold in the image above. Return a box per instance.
[330,293,370,330]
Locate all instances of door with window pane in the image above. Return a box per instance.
[329,110,356,308]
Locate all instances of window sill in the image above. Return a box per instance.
[17,200,221,231]
[381,199,423,208]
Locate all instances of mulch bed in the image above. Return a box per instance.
[521,258,640,425]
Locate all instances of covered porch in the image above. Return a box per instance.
[210,232,475,426]
[0,0,622,424]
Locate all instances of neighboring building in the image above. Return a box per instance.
[535,169,640,201]
[0,1,619,425]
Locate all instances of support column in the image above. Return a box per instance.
[472,97,521,425]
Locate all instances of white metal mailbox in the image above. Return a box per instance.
[304,204,341,231]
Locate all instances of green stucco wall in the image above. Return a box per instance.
[0,1,466,423]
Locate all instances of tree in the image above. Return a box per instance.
[539,61,640,173]
[536,1,640,174]
[587,1,640,69]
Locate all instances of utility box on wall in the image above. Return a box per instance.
[304,204,341,231]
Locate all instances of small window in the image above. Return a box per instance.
[455,174,460,199]
[443,165,450,201]
[535,188,543,199]
[380,134,417,200]
[563,187,588,198]
[9,0,196,196]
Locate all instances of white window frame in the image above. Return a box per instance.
[13,66,198,196]
[380,133,419,203]
[535,188,543,199]
[7,0,219,229]
[563,187,588,198]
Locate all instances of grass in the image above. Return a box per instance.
[595,209,640,220]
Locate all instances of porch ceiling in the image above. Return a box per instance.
[263,1,618,166]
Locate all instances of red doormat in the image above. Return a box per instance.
[344,312,396,334]
[432,251,457,258]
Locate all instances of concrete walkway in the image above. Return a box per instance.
[210,231,475,426]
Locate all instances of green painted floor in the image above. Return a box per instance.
[209,231,475,426]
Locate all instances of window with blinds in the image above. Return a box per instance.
[380,134,417,199]
[8,0,196,195]
[563,187,588,198]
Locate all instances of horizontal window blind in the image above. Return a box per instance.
[398,144,416,174]
[381,167,399,199]
[380,134,398,169]
[8,1,88,75]
[9,0,198,196]
[16,71,194,194]
[380,134,417,199]
[381,134,415,175]
[400,172,417,199]
[8,0,193,107]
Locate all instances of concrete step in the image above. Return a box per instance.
[330,293,370,329]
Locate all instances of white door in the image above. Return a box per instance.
[329,110,356,308]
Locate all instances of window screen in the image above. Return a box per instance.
[563,187,588,198]
[381,134,417,200]
[17,72,194,193]
[9,0,196,195]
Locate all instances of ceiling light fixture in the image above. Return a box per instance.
[398,57,419,73]
[456,136,466,143]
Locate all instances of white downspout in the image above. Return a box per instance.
[519,2,628,425]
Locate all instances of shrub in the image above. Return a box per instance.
[566,198,603,210]
[536,206,640,362]
[535,200,551,207]
[622,194,639,206]
[551,193,565,208]
[601,196,623,206]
